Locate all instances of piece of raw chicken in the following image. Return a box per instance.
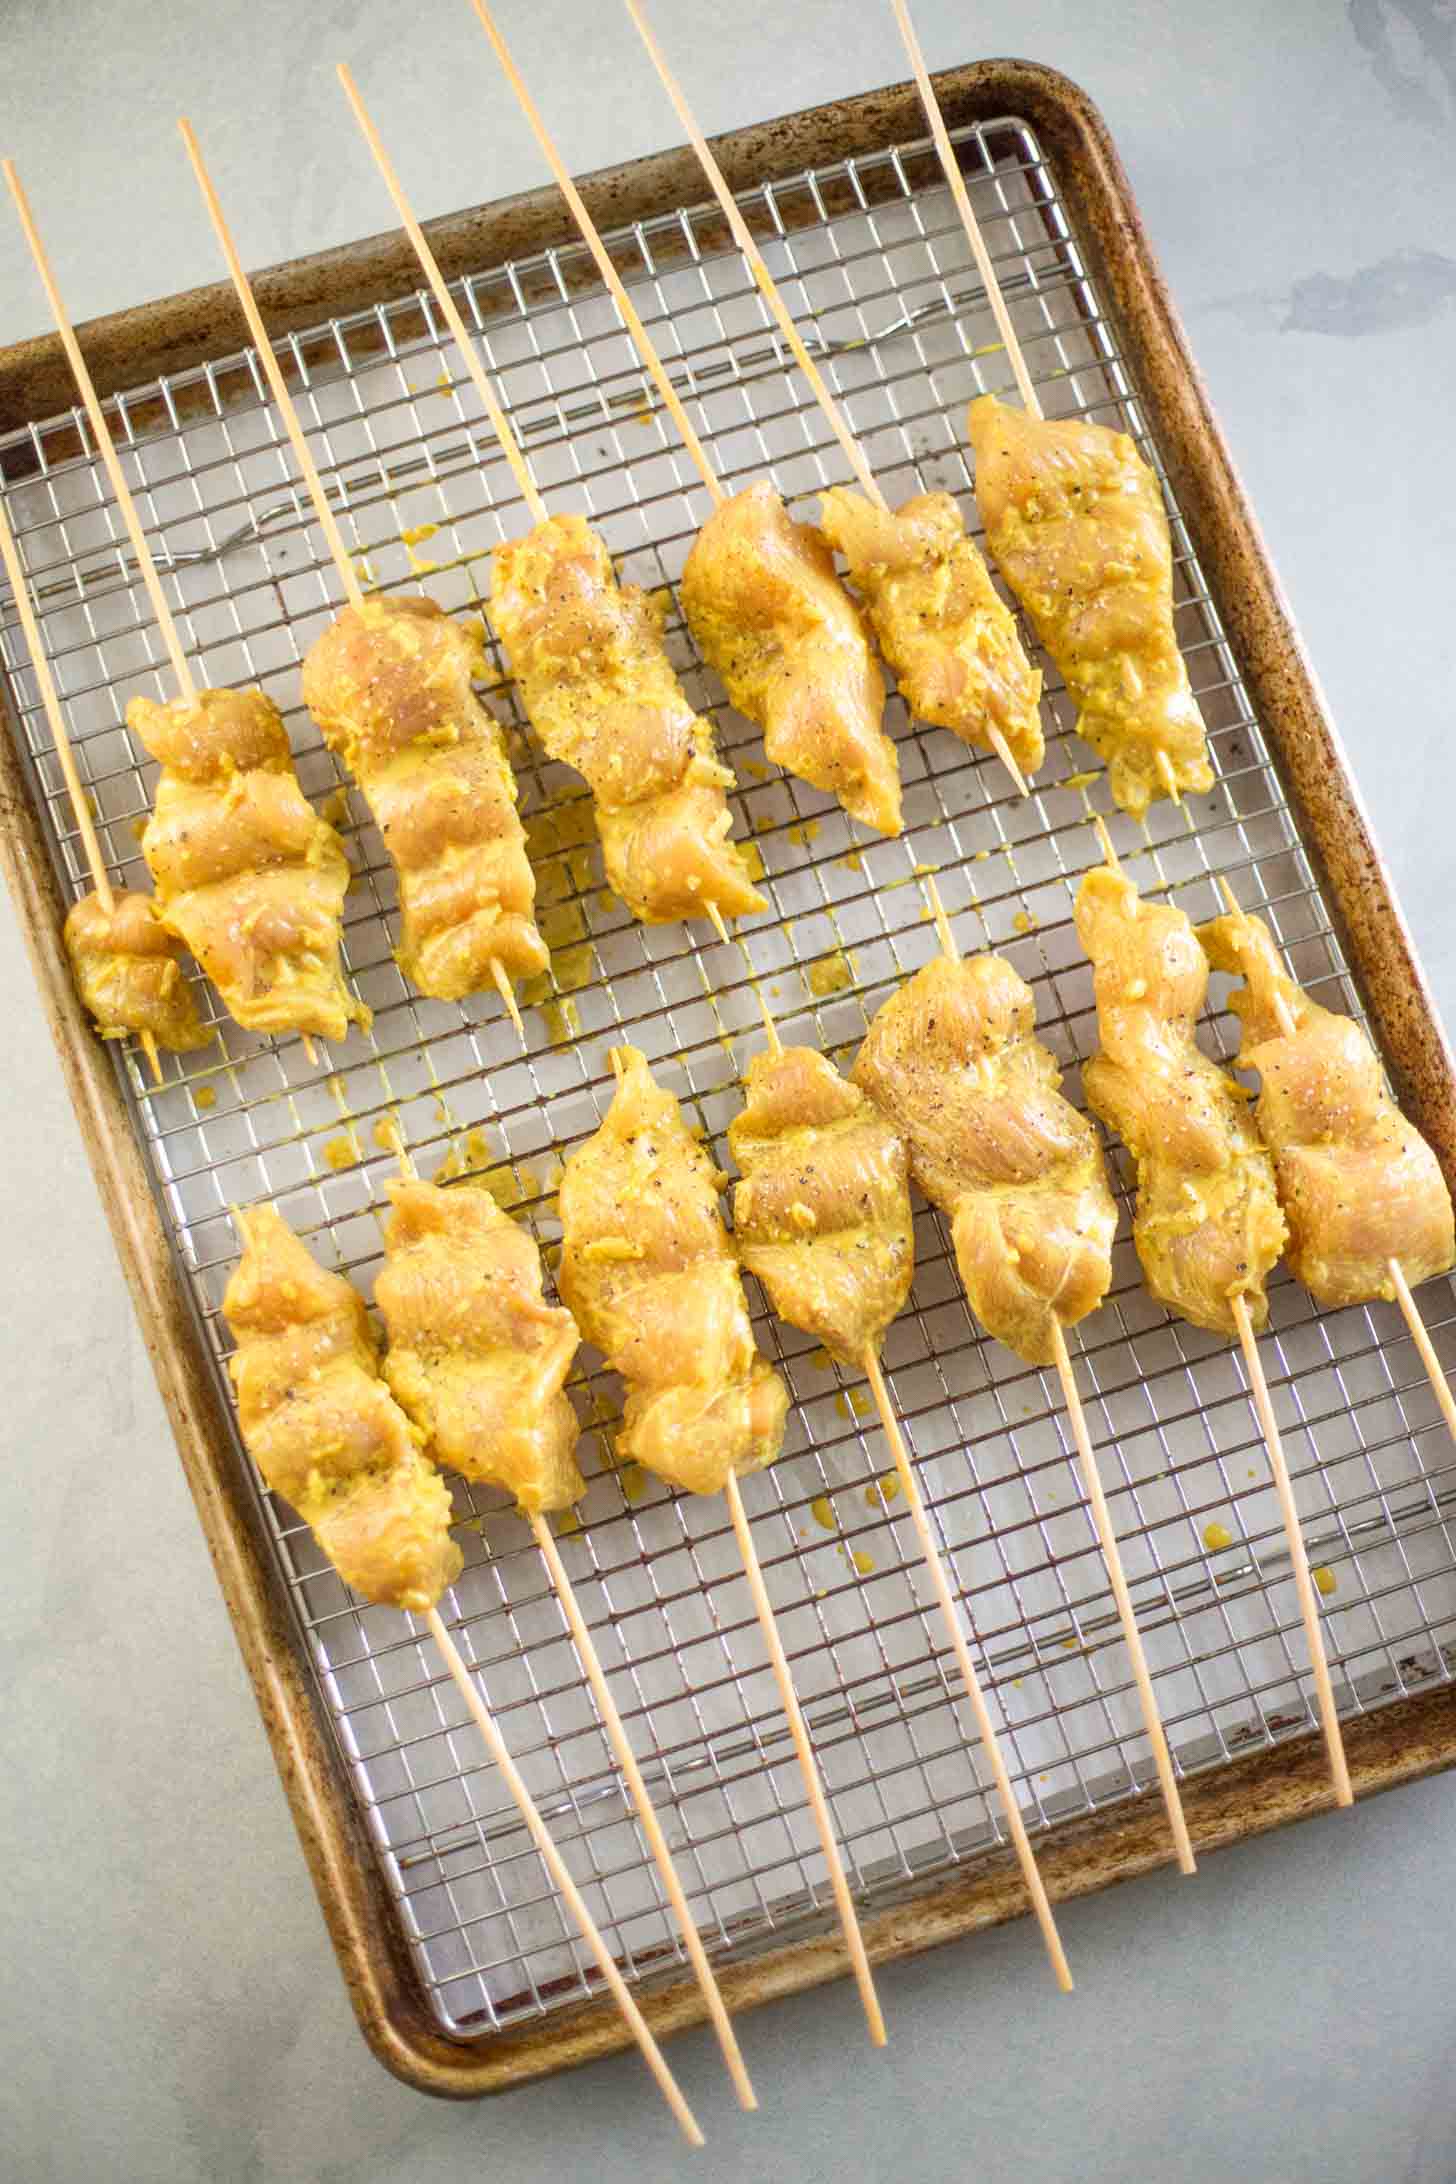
[302,595,547,1004]
[559,1045,788,1496]
[1200,908,1454,1307]
[375,1173,585,1514]
[63,887,211,1054]
[681,481,901,835]
[224,1204,461,1611]
[1075,867,1285,1335]
[491,514,764,925]
[852,952,1115,1364]
[967,396,1213,817]
[818,487,1044,779]
[728,1042,913,1365]
[131,685,369,1042]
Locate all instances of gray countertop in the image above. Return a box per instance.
[4,4,1456,2179]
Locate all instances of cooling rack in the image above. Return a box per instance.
[3,60,1455,2093]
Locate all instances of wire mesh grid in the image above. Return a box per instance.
[4,111,1456,2042]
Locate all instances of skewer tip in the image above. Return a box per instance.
[140,1029,163,1085]
[923,870,959,963]
[491,959,527,1046]
[1092,814,1120,874]
[1155,750,1184,808]
[988,726,1030,800]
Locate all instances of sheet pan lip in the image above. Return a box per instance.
[1,56,1453,2096]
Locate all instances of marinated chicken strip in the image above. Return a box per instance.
[819,487,1044,778]
[63,887,211,1053]
[301,595,548,1002]
[375,1175,585,1514]
[1201,909,1454,1307]
[224,1204,461,1610]
[130,686,368,1042]
[491,514,764,925]
[681,481,900,835]
[1076,867,1285,1335]
[853,953,1116,1364]
[968,396,1213,817]
[728,1043,913,1365]
[559,1045,788,1496]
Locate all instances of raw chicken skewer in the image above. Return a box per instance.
[728,1001,1073,1986]
[224,1200,703,2145]
[4,160,362,1063]
[178,121,542,1044]
[619,0,1043,801]
[1076,833,1351,1806]
[854,875,1196,1872]
[470,0,906,838]
[373,1146,757,2108]
[1201,878,1456,1447]
[0,491,208,1078]
[891,0,1214,818]
[337,66,764,939]
[559,1045,886,2043]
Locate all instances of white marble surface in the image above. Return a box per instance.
[4,3,1456,2179]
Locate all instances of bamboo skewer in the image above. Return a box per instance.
[927,872,1196,1870]
[178,117,526,1051]
[0,494,172,1081]
[860,1349,1074,1981]
[4,161,197,704]
[424,1606,705,2145]
[1228,1291,1352,1806]
[600,1050,886,2043]
[531,1513,757,2108]
[1214,874,1456,1449]
[721,1469,885,2044]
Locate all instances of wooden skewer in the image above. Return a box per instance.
[464,0,723,506]
[0,492,172,1082]
[423,1605,704,2143]
[927,869,1195,1869]
[623,0,880,507]
[0,494,112,913]
[722,1469,886,2044]
[889,0,1039,418]
[860,1349,1075,1978]
[619,0,1028,804]
[4,161,198,703]
[178,122,364,617]
[530,1514,756,2108]
[1214,875,1456,1450]
[1046,1320,1195,1872]
[335,66,547,526]
[1229,1294,1352,1805]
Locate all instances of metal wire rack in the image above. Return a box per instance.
[4,110,1455,2045]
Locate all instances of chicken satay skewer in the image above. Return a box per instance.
[1211,876,1456,1449]
[568,1045,885,2042]
[8,161,365,1064]
[616,0,1033,804]
[337,70,763,943]
[733,988,1073,1985]
[0,492,206,1080]
[923,873,1196,1870]
[891,3,1198,817]
[176,119,530,1045]
[1086,831,1350,1805]
[224,1201,700,2140]
[378,1145,755,2105]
